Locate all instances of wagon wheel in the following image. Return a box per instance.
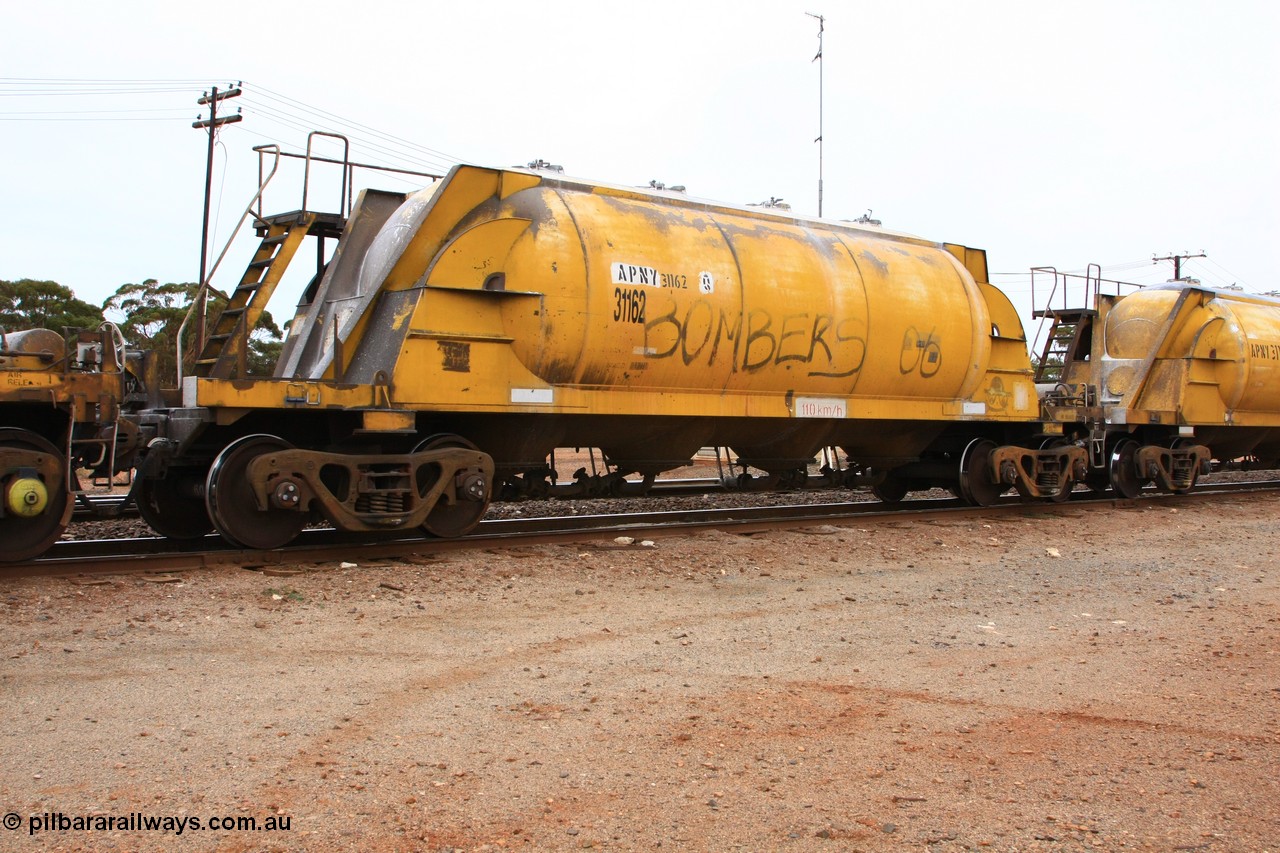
[137,468,213,539]
[0,428,72,562]
[957,438,1004,507]
[415,435,490,538]
[206,434,308,550]
[870,473,910,504]
[1108,438,1145,499]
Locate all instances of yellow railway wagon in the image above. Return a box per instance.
[1046,284,1280,496]
[145,164,1084,550]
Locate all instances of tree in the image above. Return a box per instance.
[0,279,103,332]
[103,279,283,387]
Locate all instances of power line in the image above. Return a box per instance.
[0,115,192,122]
[0,107,190,115]
[235,100,456,174]
[245,83,465,165]
[224,125,433,192]
[2,75,469,178]
[0,76,220,83]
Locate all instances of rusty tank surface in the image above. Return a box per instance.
[267,166,1043,474]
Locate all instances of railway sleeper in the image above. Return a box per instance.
[241,445,494,533]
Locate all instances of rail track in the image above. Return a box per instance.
[9,478,1278,582]
[66,476,827,523]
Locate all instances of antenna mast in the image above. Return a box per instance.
[807,12,825,218]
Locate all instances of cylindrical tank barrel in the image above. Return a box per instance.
[474,185,994,405]
[0,328,65,365]
[1105,286,1280,415]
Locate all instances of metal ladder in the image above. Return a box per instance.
[1030,264,1103,384]
[181,131,356,382]
[192,213,316,379]
[1033,310,1093,383]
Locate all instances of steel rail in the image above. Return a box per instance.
[67,470,1278,524]
[68,477,773,523]
[12,478,1280,582]
[62,473,819,522]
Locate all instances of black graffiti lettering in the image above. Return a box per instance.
[899,326,942,378]
[708,307,743,370]
[808,318,866,378]
[642,298,680,357]
[680,299,714,365]
[921,339,941,376]
[742,309,776,371]
[639,297,863,378]
[774,313,812,364]
[807,314,834,364]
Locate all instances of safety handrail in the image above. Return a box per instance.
[176,145,283,383]
[98,320,127,374]
[1030,266,1061,316]
[1032,264,1145,317]
[1029,264,1145,375]
[303,131,351,218]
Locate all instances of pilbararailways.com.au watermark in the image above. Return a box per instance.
[5,811,293,836]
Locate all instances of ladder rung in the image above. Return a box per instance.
[262,233,289,245]
[247,259,274,270]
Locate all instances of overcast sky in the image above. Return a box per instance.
[3,0,1276,330]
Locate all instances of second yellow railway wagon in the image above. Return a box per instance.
[1042,282,1280,496]
[136,164,1079,550]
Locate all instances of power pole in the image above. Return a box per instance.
[1152,251,1206,281]
[192,84,242,351]
[193,85,243,287]
[807,12,825,218]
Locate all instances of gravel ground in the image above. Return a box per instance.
[4,491,1278,852]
